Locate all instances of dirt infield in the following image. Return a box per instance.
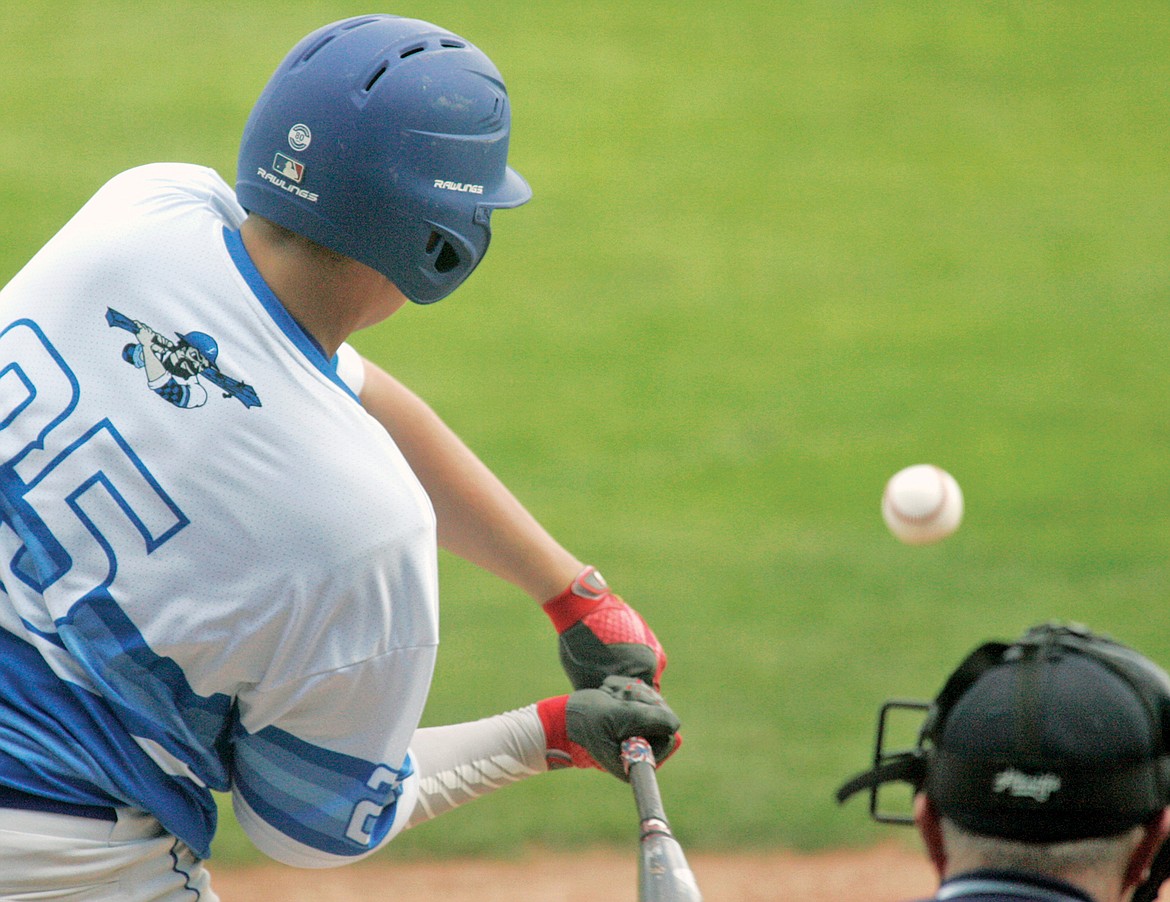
[208,843,939,901]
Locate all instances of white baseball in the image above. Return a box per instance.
[881,464,963,545]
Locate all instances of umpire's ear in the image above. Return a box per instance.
[1125,808,1170,896]
[914,794,948,881]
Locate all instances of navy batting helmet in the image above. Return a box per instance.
[236,15,531,304]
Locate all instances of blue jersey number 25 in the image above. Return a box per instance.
[0,320,188,601]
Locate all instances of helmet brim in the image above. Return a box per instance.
[485,165,532,210]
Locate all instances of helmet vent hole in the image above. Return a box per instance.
[440,40,467,49]
[426,235,461,273]
[364,65,388,93]
[300,35,336,63]
[436,243,460,273]
[299,17,381,64]
[400,44,426,59]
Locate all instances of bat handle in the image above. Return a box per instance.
[622,737,670,832]
[622,737,704,902]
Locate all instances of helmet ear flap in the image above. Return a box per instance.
[412,223,484,304]
[425,230,463,274]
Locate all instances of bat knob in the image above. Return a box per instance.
[621,736,655,774]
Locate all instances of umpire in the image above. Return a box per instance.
[837,623,1170,902]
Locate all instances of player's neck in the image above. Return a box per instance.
[239,217,406,357]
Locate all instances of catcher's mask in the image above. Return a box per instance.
[836,622,1170,902]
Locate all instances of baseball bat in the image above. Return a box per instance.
[621,737,703,902]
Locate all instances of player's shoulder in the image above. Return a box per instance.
[101,162,227,194]
[87,163,244,227]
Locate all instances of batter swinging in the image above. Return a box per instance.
[0,15,680,900]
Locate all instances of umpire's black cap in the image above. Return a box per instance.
[837,623,1170,843]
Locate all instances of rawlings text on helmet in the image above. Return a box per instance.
[434,180,484,195]
[256,165,319,203]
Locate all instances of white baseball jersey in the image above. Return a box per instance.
[0,163,439,866]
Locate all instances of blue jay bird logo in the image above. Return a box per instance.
[106,307,261,409]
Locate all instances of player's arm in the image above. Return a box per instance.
[231,666,678,867]
[356,356,668,691]
[358,357,581,601]
[405,678,681,831]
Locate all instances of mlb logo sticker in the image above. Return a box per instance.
[273,153,305,183]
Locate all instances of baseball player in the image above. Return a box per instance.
[837,623,1170,902]
[0,15,679,900]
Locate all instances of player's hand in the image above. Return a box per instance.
[543,567,667,691]
[537,676,681,781]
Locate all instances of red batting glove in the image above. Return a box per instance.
[543,567,667,691]
[537,695,599,772]
[537,677,682,780]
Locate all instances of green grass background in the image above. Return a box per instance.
[3,0,1169,866]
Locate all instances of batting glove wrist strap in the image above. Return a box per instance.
[537,695,599,772]
[543,567,668,691]
[541,566,610,632]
